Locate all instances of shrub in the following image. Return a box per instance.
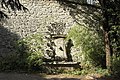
[67,24,105,68]
[62,67,109,76]
[15,33,44,71]
[0,54,18,71]
[112,56,120,76]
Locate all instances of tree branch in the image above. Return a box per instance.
[57,0,101,9]
[1,0,28,12]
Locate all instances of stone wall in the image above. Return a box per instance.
[3,0,74,37]
[0,0,75,56]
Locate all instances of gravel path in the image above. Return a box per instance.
[0,72,116,80]
[0,73,81,80]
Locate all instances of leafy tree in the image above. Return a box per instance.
[56,0,120,71]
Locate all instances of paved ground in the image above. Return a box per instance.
[0,73,81,80]
[0,72,117,80]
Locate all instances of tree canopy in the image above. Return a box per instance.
[56,0,120,70]
[57,0,120,26]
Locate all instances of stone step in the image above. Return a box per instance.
[42,62,81,68]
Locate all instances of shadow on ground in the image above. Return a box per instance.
[1,72,120,80]
[96,75,120,80]
[0,72,81,80]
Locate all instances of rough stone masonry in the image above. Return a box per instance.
[0,0,75,57]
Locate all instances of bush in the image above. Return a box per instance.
[112,56,120,76]
[62,67,109,76]
[0,54,18,71]
[15,33,44,71]
[67,24,105,68]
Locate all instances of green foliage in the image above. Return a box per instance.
[110,26,120,56]
[67,24,105,68]
[15,33,44,70]
[0,54,18,71]
[63,68,109,76]
[112,56,120,76]
[45,67,66,74]
[0,34,44,71]
[110,26,120,76]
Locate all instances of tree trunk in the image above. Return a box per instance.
[103,12,112,71]
[103,29,111,71]
[101,0,112,70]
